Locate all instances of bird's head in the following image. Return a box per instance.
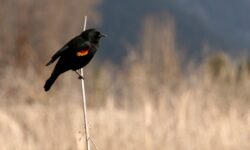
[81,28,106,43]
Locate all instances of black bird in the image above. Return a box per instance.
[44,28,106,91]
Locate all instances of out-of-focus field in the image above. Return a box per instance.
[0,65,250,150]
[1,5,250,149]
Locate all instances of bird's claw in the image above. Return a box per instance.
[78,76,84,80]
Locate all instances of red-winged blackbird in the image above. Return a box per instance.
[44,28,106,91]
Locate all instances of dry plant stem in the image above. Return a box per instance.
[90,137,99,150]
[80,16,91,150]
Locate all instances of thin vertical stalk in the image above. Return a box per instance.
[80,16,91,150]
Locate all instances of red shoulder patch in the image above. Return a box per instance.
[76,48,89,57]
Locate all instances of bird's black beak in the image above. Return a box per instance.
[99,33,107,38]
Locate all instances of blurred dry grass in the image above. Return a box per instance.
[1,7,250,150]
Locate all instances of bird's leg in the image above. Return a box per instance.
[74,70,84,80]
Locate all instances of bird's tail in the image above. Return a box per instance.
[44,72,59,91]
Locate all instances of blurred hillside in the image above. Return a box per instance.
[1,0,250,65]
[99,0,250,62]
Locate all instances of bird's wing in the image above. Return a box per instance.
[75,42,91,57]
[46,45,69,66]
[46,36,91,66]
[46,35,83,66]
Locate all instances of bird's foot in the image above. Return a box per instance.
[78,75,84,80]
[74,70,84,80]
